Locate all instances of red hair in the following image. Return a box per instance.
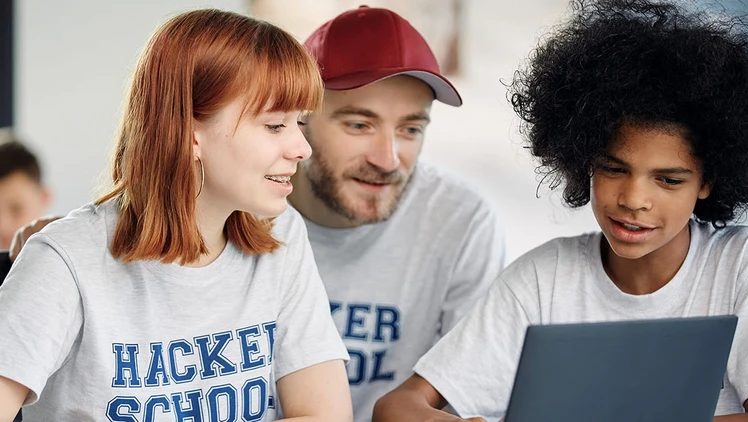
[97,9,323,263]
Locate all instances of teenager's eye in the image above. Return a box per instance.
[660,177,684,186]
[601,166,624,174]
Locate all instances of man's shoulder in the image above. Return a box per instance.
[409,161,496,213]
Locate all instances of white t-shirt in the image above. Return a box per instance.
[415,220,748,421]
[303,161,507,422]
[0,201,348,421]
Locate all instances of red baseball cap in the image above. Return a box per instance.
[304,5,463,107]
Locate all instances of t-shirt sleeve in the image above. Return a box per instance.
[727,265,748,411]
[440,203,507,334]
[272,212,349,380]
[414,273,531,421]
[0,234,83,404]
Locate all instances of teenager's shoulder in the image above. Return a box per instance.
[694,220,748,247]
[502,232,600,278]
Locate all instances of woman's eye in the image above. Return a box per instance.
[266,124,285,133]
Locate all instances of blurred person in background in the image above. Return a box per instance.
[0,140,50,251]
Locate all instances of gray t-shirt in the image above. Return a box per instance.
[0,201,348,421]
[303,162,507,422]
[414,220,748,421]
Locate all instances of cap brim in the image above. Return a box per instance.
[323,68,463,107]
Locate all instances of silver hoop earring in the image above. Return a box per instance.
[196,157,204,198]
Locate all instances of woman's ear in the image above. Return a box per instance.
[192,121,203,160]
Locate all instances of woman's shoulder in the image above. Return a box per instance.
[270,205,307,243]
[36,202,113,249]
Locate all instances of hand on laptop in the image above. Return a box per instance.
[9,216,61,262]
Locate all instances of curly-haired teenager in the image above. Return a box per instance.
[372,0,748,421]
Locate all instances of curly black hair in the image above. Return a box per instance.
[509,0,748,227]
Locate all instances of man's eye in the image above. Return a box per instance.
[346,122,367,130]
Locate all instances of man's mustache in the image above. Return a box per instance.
[344,165,406,185]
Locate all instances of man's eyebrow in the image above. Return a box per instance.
[330,106,379,120]
[402,112,431,123]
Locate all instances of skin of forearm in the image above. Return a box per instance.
[714,415,748,422]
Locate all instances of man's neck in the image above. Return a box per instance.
[288,173,360,229]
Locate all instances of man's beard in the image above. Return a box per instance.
[304,148,413,225]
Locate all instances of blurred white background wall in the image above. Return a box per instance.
[13,0,604,263]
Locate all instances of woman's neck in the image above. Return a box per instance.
[184,200,230,268]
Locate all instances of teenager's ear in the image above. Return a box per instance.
[698,182,712,200]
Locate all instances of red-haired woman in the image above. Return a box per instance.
[0,9,352,422]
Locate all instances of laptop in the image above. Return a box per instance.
[504,315,738,422]
[0,251,10,287]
